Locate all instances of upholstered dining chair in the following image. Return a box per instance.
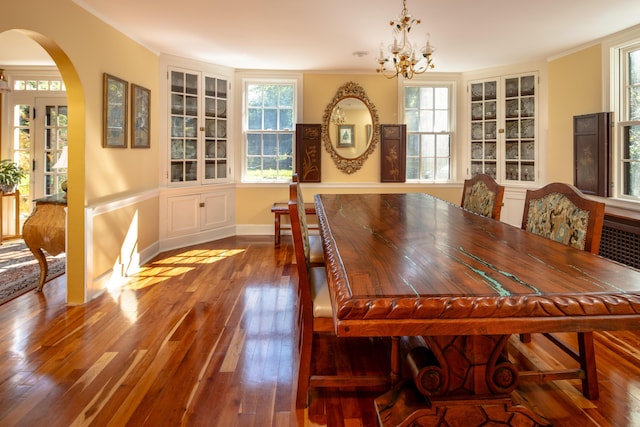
[519,182,605,399]
[288,179,391,410]
[460,173,505,220]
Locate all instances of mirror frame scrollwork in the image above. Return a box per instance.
[322,81,380,174]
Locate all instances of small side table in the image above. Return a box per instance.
[22,193,67,291]
[0,190,20,244]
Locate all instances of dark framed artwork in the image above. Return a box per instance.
[103,73,128,148]
[131,84,151,148]
[337,124,355,147]
[380,124,406,183]
[295,123,321,182]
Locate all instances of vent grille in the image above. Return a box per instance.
[600,221,640,269]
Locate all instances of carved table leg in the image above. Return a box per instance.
[29,247,48,292]
[375,334,551,427]
[22,201,66,292]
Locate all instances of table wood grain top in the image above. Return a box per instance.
[315,193,640,336]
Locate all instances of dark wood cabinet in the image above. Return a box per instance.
[295,123,321,182]
[380,124,406,183]
[574,112,611,197]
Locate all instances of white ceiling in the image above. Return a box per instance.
[2,0,640,73]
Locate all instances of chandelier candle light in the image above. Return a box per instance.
[377,0,436,79]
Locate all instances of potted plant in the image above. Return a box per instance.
[0,159,26,194]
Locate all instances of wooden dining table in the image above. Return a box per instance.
[314,192,640,427]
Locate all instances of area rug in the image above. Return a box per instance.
[0,239,66,305]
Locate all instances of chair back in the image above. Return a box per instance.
[461,174,505,220]
[521,182,605,254]
[289,174,313,298]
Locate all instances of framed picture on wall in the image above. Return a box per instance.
[131,84,151,148]
[103,73,128,148]
[337,124,355,147]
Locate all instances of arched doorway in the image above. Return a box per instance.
[0,29,86,304]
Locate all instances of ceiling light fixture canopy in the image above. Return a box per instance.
[376,0,436,79]
[0,69,11,93]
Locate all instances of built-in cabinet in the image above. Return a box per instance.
[469,73,538,183]
[161,64,235,249]
[160,187,235,250]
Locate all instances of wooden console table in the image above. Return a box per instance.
[0,190,20,244]
[22,194,67,291]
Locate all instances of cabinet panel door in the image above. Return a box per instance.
[380,124,406,182]
[574,112,610,197]
[167,194,200,236]
[295,124,321,182]
[200,191,230,230]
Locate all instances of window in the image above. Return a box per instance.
[618,42,640,197]
[243,81,296,182]
[13,79,66,91]
[403,84,453,182]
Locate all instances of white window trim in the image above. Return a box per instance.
[604,25,640,204]
[399,76,458,183]
[236,72,303,183]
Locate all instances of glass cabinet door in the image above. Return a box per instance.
[469,73,537,183]
[170,70,199,183]
[470,80,498,179]
[504,75,535,182]
[203,76,228,181]
[169,69,229,184]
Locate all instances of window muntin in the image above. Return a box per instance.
[244,82,295,182]
[405,85,452,181]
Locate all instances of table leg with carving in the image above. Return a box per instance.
[375,335,550,427]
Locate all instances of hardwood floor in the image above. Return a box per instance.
[0,235,639,426]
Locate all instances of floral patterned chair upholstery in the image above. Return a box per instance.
[461,174,505,220]
[520,182,605,400]
[522,182,604,254]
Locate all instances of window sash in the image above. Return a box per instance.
[617,41,640,197]
[404,84,453,182]
[243,81,296,182]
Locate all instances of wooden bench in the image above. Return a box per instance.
[271,202,318,247]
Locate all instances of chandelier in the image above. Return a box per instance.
[331,105,346,125]
[376,0,436,79]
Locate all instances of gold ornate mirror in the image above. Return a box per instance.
[322,81,379,174]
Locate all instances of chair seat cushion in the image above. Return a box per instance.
[310,266,332,318]
[309,235,324,264]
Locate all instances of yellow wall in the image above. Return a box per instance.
[1,0,160,303]
[1,1,615,303]
[92,197,159,277]
[234,73,461,228]
[302,74,399,183]
[547,44,602,183]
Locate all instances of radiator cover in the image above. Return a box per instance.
[599,211,640,270]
